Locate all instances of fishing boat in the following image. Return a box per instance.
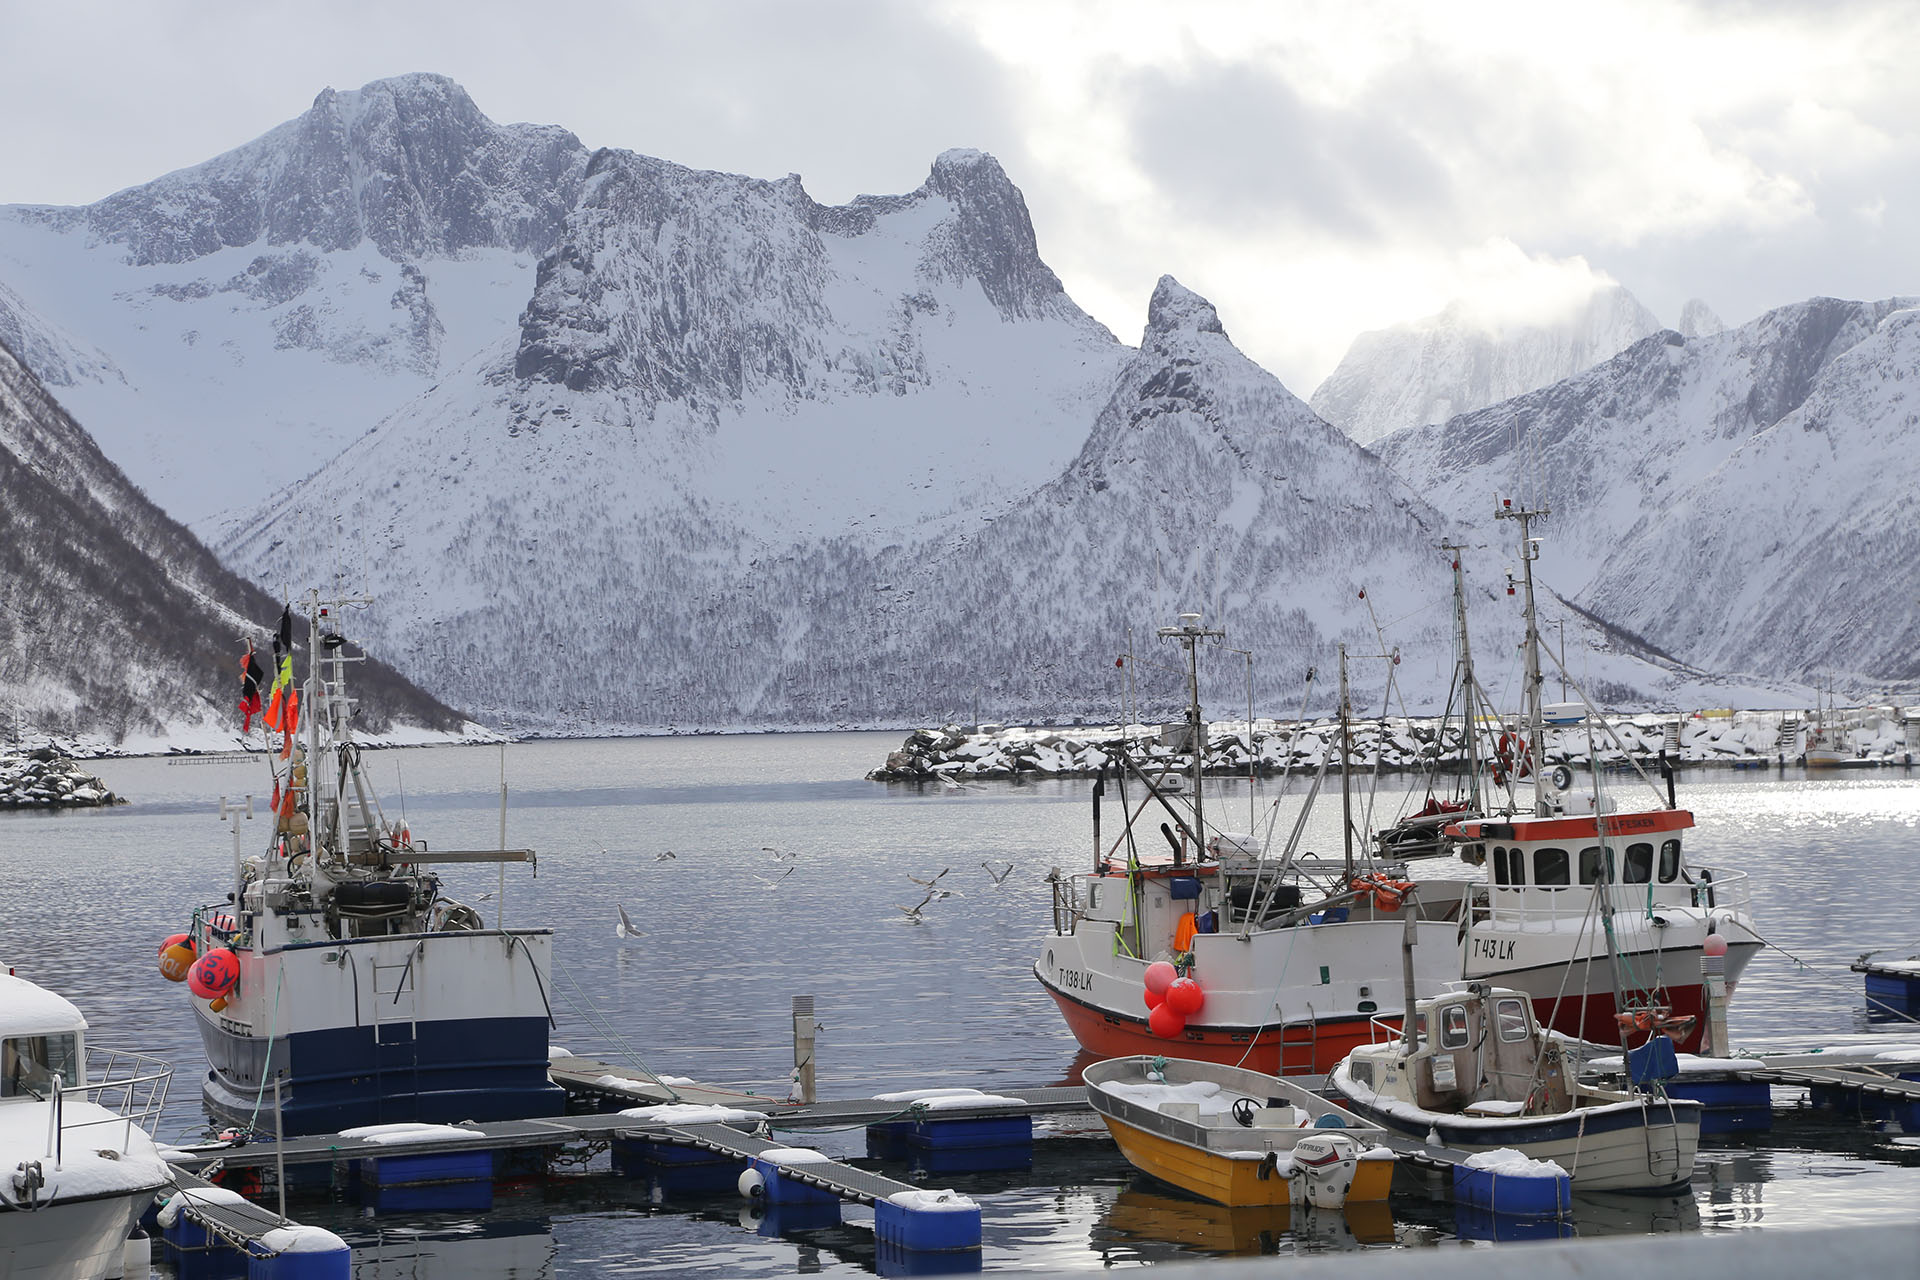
[1034,614,1470,1077]
[1084,1055,1395,1208]
[1,970,174,1279]
[1428,501,1763,1053]
[161,596,565,1137]
[1805,687,1874,768]
[1329,982,1701,1192]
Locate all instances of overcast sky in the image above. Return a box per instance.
[3,0,1915,390]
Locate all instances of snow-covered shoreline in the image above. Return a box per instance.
[0,747,125,808]
[868,708,1919,782]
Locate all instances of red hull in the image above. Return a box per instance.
[1041,984,1392,1077]
[1533,983,1709,1053]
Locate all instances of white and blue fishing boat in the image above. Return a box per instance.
[1329,982,1700,1192]
[169,595,564,1137]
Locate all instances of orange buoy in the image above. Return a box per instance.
[158,937,196,983]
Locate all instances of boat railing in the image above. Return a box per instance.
[1482,865,1753,930]
[1689,865,1752,914]
[1051,875,1080,935]
[65,1048,175,1153]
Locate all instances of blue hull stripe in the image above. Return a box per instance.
[199,1014,565,1136]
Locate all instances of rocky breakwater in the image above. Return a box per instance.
[868,708,1883,782]
[0,747,125,808]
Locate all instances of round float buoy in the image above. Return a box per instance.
[1143,984,1165,1010]
[158,936,196,983]
[1143,960,1177,996]
[1703,933,1729,958]
[1166,977,1205,1017]
[188,948,240,1000]
[737,1167,767,1200]
[1147,1002,1186,1039]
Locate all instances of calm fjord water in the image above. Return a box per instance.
[4,733,1918,1274]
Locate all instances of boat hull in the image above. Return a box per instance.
[1330,1065,1700,1193]
[0,1193,152,1280]
[192,929,565,1136]
[1469,940,1762,1052]
[1042,982,1388,1077]
[1085,1056,1394,1208]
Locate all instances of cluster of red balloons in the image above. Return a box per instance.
[1142,960,1205,1038]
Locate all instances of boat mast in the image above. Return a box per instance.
[1441,540,1481,808]
[1338,643,1354,879]
[1495,499,1551,817]
[1159,612,1222,861]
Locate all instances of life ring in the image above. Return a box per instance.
[1492,732,1533,786]
[1351,875,1414,913]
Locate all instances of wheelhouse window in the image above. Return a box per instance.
[1491,845,1509,885]
[1534,847,1570,886]
[1578,845,1615,885]
[1494,998,1531,1042]
[2,1033,80,1098]
[1658,839,1682,883]
[1623,842,1654,884]
[1504,847,1525,886]
[1440,1004,1470,1050]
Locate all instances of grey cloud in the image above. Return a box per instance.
[1120,59,1459,244]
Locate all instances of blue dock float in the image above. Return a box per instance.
[1853,956,1920,1019]
[158,1168,350,1279]
[1449,1151,1572,1218]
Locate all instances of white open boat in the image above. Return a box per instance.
[1,971,174,1280]
[1083,1054,1396,1208]
[1329,983,1700,1192]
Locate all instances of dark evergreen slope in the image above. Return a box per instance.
[0,335,463,744]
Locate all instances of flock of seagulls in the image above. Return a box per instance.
[610,844,1020,935]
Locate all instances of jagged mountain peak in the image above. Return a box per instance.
[63,73,588,266]
[1144,275,1227,344]
[1312,281,1664,444]
[511,144,1109,407]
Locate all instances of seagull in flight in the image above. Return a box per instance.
[908,867,952,888]
[616,904,644,939]
[752,866,796,890]
[766,846,798,862]
[981,860,1015,887]
[655,849,677,862]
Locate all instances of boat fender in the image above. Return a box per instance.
[1549,764,1573,792]
[738,1168,767,1200]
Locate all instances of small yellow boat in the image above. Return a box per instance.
[1084,1055,1396,1208]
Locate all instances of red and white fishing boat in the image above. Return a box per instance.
[1034,616,1471,1077]
[1436,500,1762,1052]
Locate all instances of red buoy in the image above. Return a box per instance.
[1144,961,1177,995]
[1166,977,1205,1017]
[188,948,240,1000]
[1148,1003,1186,1039]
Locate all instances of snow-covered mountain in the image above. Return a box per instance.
[1374,296,1920,693]
[0,334,467,747]
[1312,284,1669,444]
[0,73,587,527]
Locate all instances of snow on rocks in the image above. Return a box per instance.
[869,707,1912,782]
[0,747,124,809]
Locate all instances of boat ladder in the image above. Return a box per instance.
[1279,1013,1319,1074]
